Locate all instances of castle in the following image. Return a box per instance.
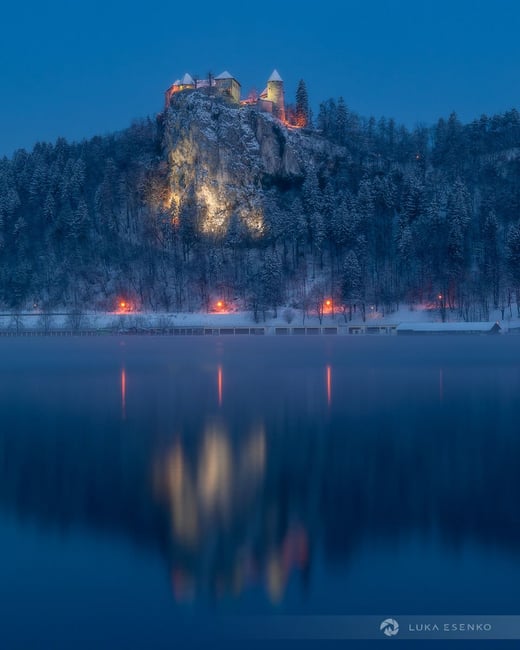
[164,69,286,123]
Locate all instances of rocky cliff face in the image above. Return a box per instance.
[162,91,345,236]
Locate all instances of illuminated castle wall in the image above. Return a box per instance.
[164,69,286,122]
[214,71,241,103]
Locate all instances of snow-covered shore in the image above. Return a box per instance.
[0,305,517,334]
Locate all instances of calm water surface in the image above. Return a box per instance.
[1,336,520,647]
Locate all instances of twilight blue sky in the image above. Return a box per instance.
[1,0,519,156]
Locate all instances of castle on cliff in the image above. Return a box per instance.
[164,69,286,123]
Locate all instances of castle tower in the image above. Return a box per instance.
[164,73,196,109]
[178,73,196,91]
[267,69,285,122]
[215,71,241,103]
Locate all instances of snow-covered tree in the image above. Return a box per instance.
[295,79,310,127]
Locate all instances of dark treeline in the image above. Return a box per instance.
[0,119,163,310]
[310,102,520,320]
[1,95,520,320]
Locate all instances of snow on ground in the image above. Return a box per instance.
[0,303,517,332]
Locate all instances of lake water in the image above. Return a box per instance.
[1,336,520,648]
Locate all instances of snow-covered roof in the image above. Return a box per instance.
[268,69,283,82]
[180,73,195,85]
[259,87,268,98]
[215,71,235,80]
[173,79,180,86]
[196,78,215,88]
[396,321,501,332]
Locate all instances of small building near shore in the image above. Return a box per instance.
[396,322,501,336]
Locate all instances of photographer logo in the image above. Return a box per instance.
[380,618,400,637]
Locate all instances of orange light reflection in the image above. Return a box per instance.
[121,368,126,419]
[326,365,332,406]
[218,366,223,407]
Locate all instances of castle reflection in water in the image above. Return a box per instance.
[1,337,520,609]
[154,420,309,603]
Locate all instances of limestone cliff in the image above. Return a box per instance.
[162,91,346,236]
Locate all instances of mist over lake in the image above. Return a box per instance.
[1,336,520,646]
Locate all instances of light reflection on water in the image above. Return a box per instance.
[217,365,223,407]
[121,367,126,420]
[151,420,308,604]
[1,336,520,637]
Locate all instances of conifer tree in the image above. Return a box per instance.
[336,97,348,145]
[295,79,310,127]
[342,250,362,320]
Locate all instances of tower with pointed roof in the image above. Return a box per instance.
[215,71,241,103]
[267,69,285,122]
[178,73,196,91]
[164,73,196,108]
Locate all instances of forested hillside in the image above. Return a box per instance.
[1,89,520,320]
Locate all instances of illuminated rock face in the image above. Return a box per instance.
[163,92,317,237]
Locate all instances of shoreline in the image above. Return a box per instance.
[0,307,515,337]
[0,323,509,337]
